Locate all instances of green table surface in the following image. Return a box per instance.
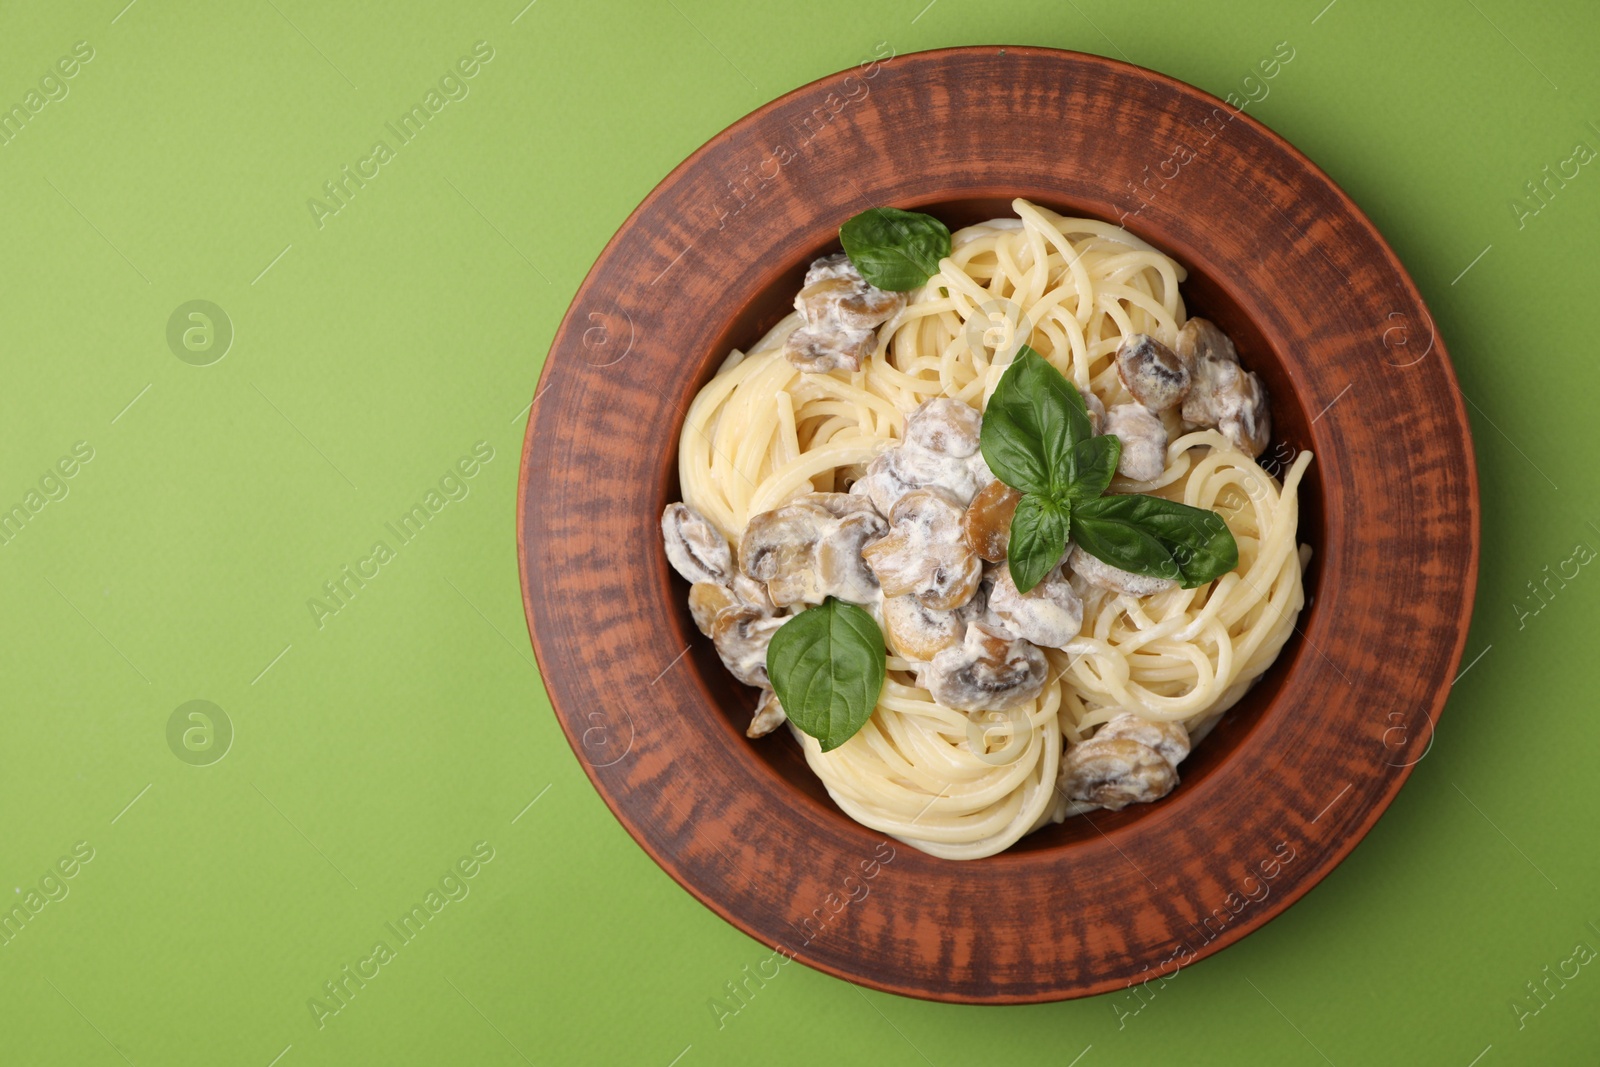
[2,0,1596,1063]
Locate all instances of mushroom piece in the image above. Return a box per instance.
[985,563,1083,649]
[710,607,786,687]
[688,576,774,636]
[662,502,733,585]
[783,254,904,374]
[741,501,832,606]
[962,480,1022,562]
[816,511,890,604]
[904,397,983,458]
[1116,334,1192,411]
[1068,544,1177,596]
[1060,736,1178,810]
[1093,711,1190,767]
[740,496,887,608]
[923,622,1048,711]
[1177,317,1271,458]
[881,587,985,662]
[861,489,983,611]
[796,275,905,333]
[1104,403,1168,482]
[688,581,735,636]
[748,688,787,738]
[850,398,992,515]
[784,324,875,374]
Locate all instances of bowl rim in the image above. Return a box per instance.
[517,44,1480,1003]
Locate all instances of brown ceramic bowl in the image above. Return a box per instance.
[517,46,1478,1003]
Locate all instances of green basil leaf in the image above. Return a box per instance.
[838,207,953,292]
[980,347,1093,496]
[1072,494,1239,588]
[767,597,887,752]
[1064,433,1121,502]
[1007,493,1071,594]
[978,406,1051,495]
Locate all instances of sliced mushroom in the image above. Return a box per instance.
[740,501,832,606]
[881,587,985,662]
[1177,317,1271,457]
[861,489,983,610]
[816,510,890,604]
[1093,711,1190,767]
[923,622,1048,711]
[852,434,987,517]
[985,563,1083,649]
[1067,543,1177,596]
[740,497,886,608]
[802,253,851,284]
[784,255,903,374]
[711,607,786,687]
[796,275,904,332]
[784,323,875,374]
[963,480,1022,562]
[688,581,735,636]
[662,503,732,584]
[1060,736,1178,810]
[904,398,983,457]
[1104,403,1168,482]
[1175,316,1237,366]
[1116,334,1192,411]
[731,573,776,615]
[748,688,787,738]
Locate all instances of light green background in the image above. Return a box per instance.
[1,1,1595,1064]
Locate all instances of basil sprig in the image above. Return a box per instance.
[767,597,886,752]
[839,207,952,291]
[980,347,1239,593]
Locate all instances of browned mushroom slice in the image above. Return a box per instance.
[711,607,786,687]
[688,581,735,636]
[740,502,831,606]
[861,489,983,611]
[881,588,985,662]
[962,480,1022,562]
[784,323,875,374]
[796,276,905,333]
[662,502,733,584]
[748,688,787,738]
[923,622,1047,711]
[816,511,890,604]
[1093,711,1190,766]
[1177,318,1272,457]
[1104,403,1168,482]
[1067,544,1177,596]
[904,398,983,457]
[986,563,1082,649]
[1116,334,1192,411]
[1061,736,1178,810]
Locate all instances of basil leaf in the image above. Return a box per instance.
[1064,433,1121,502]
[981,347,1092,495]
[1007,494,1070,594]
[1072,494,1239,588]
[839,207,952,292]
[767,597,887,752]
[978,406,1050,495]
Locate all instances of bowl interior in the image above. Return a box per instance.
[659,194,1325,854]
